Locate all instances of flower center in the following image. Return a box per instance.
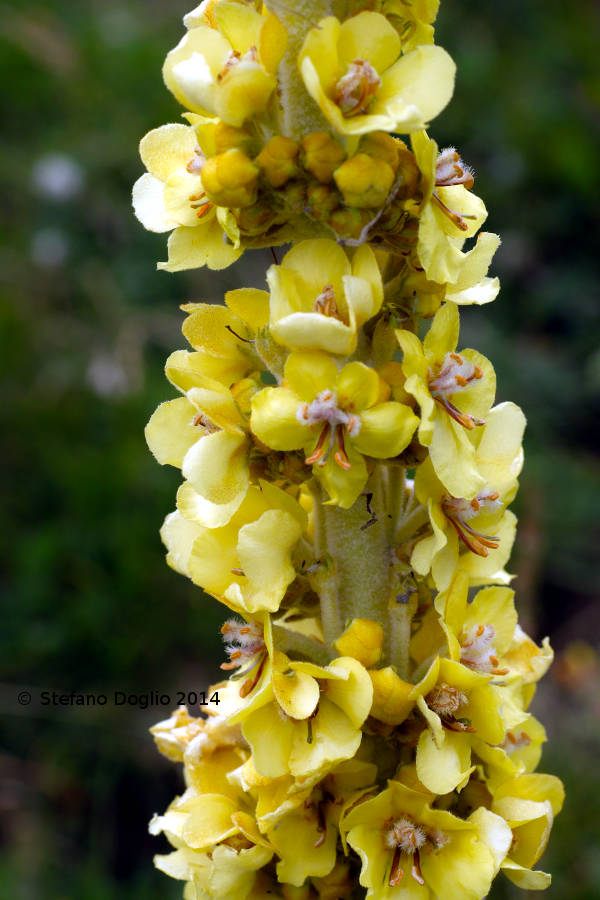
[441,489,502,557]
[460,624,509,675]
[435,148,474,189]
[426,682,466,718]
[383,816,448,886]
[425,682,475,732]
[333,59,381,117]
[192,412,220,432]
[297,390,361,470]
[217,46,259,81]
[428,352,485,429]
[314,284,344,321]
[220,619,267,697]
[503,730,532,754]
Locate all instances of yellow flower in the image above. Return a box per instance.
[411,401,526,590]
[410,656,505,794]
[160,481,306,615]
[145,301,266,527]
[473,712,548,793]
[251,351,419,508]
[267,239,384,356]
[150,705,243,770]
[411,131,501,294]
[383,0,440,51]
[241,656,373,779]
[163,5,287,126]
[299,13,455,137]
[436,570,553,684]
[268,760,377,886]
[396,302,497,498]
[132,122,242,271]
[491,773,564,891]
[344,780,511,900]
[150,785,273,900]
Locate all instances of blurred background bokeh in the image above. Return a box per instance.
[1,0,599,896]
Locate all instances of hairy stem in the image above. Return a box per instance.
[309,480,343,646]
[265,0,332,138]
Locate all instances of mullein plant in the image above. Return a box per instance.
[135,1,563,898]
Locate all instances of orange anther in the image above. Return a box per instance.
[450,352,463,364]
[470,498,480,511]
[476,624,485,636]
[455,374,468,387]
[306,424,330,465]
[474,365,483,379]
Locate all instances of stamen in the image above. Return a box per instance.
[435,147,475,189]
[411,853,425,886]
[428,352,485,429]
[333,59,381,117]
[314,284,343,320]
[334,424,352,470]
[389,847,404,885]
[503,731,532,754]
[193,413,220,433]
[431,191,477,231]
[460,624,509,674]
[239,651,267,698]
[195,201,213,219]
[442,493,502,557]
[305,423,331,464]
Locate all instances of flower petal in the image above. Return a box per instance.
[145,397,199,466]
[352,402,419,458]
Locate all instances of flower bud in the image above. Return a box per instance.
[369,667,414,725]
[214,121,258,157]
[312,861,353,900]
[328,206,372,240]
[305,183,340,221]
[333,154,395,208]
[234,199,276,235]
[359,131,402,170]
[256,136,300,187]
[201,149,259,208]
[282,886,314,900]
[334,618,384,667]
[394,146,421,201]
[302,131,346,183]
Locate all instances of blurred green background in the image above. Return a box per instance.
[1,0,599,896]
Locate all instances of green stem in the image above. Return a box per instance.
[322,466,390,626]
[388,587,417,680]
[308,480,343,647]
[272,624,332,665]
[265,0,332,138]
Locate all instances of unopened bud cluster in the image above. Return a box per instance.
[135,2,562,898]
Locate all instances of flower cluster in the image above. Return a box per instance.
[136,2,562,898]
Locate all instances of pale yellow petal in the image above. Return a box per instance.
[145,397,199,467]
[158,222,242,272]
[182,430,248,507]
[132,174,176,233]
[139,123,199,181]
[416,728,474,794]
[337,12,401,74]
